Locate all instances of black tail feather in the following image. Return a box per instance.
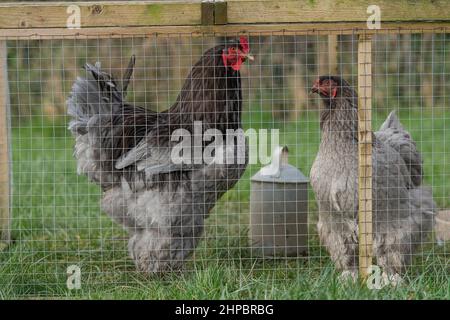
[67,55,135,135]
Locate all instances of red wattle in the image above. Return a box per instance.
[231,59,243,71]
[222,51,228,68]
[239,37,250,54]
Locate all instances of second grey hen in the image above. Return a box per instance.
[310,76,436,280]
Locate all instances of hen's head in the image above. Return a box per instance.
[311,76,355,104]
[221,37,254,71]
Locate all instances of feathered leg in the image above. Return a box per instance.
[128,215,205,273]
[317,213,359,280]
[374,186,436,276]
[127,143,247,274]
[101,180,138,229]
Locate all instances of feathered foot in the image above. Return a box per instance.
[338,270,358,283]
[387,273,404,287]
[318,216,359,277]
[128,228,200,274]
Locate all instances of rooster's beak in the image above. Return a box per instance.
[246,54,254,61]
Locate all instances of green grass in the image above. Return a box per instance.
[0,106,449,299]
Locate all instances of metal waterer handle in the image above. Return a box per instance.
[260,146,289,178]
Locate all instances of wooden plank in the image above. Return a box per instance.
[227,0,450,23]
[328,35,338,75]
[214,1,228,25]
[357,33,373,280]
[435,210,450,243]
[0,1,202,28]
[1,23,450,40]
[317,36,328,75]
[201,2,215,26]
[0,40,10,245]
[318,34,339,75]
[0,1,448,31]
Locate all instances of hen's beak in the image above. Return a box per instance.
[310,79,320,94]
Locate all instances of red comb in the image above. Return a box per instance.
[239,36,250,54]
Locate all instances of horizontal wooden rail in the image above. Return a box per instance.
[0,1,202,28]
[227,0,450,24]
[0,1,449,39]
[1,23,450,40]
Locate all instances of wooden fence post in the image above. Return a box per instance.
[328,35,339,74]
[318,35,339,76]
[357,34,373,279]
[0,40,11,246]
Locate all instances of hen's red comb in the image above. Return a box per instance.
[239,36,250,54]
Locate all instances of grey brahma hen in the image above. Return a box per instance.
[67,38,252,273]
[310,76,436,280]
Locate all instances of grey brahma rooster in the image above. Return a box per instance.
[310,75,436,281]
[67,38,252,273]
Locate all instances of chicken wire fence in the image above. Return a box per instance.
[0,31,449,296]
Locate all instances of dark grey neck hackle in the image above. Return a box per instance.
[319,80,359,143]
[168,45,243,132]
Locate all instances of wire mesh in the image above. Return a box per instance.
[0,30,448,298]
